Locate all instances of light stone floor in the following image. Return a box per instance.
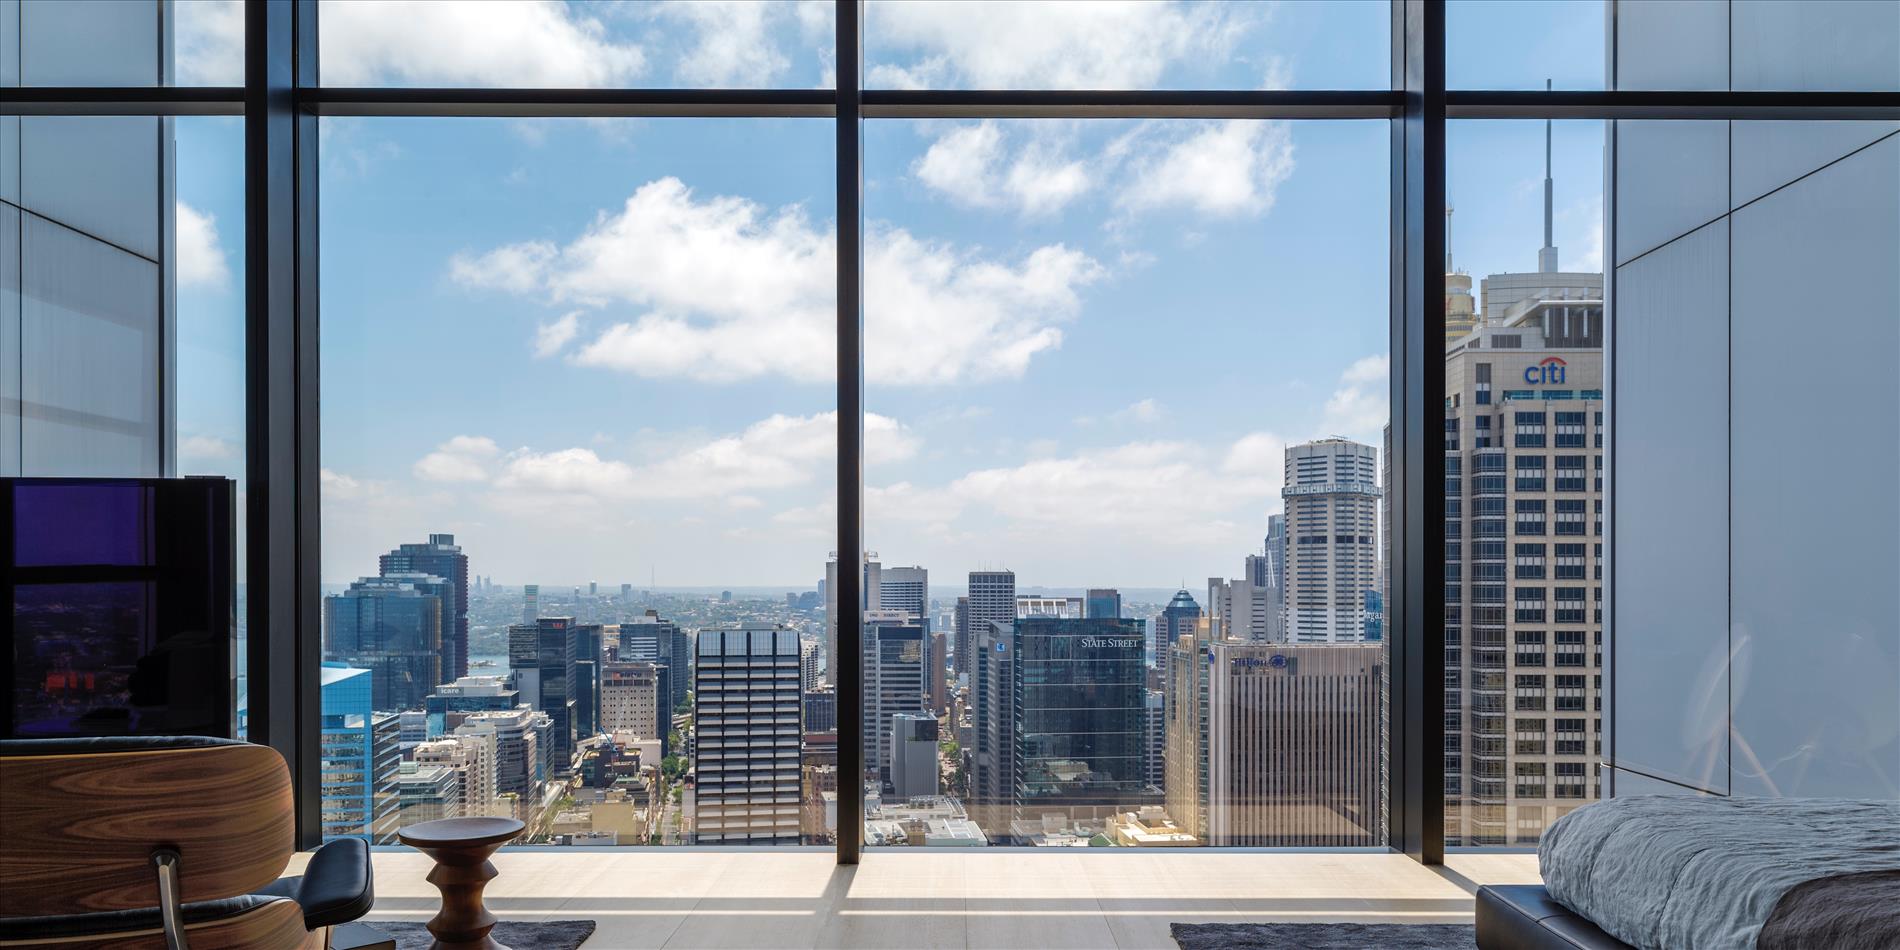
[306,849,1540,949]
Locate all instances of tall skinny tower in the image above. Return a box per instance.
[1537,81,1560,274]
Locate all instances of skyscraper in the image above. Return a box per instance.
[880,565,929,628]
[825,553,882,686]
[601,661,663,739]
[1085,588,1123,620]
[863,618,928,791]
[1283,439,1382,643]
[952,595,972,680]
[1444,272,1603,846]
[522,584,539,626]
[379,534,470,681]
[966,570,1015,647]
[322,574,445,712]
[968,618,1016,836]
[508,617,580,773]
[1204,642,1386,846]
[454,707,549,814]
[888,712,940,801]
[1008,616,1152,838]
[573,621,604,741]
[618,610,690,711]
[693,626,803,844]
[927,631,948,715]
[319,663,401,843]
[1153,590,1201,684]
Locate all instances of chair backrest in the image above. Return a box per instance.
[0,737,295,916]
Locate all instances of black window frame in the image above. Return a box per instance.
[8,0,1895,864]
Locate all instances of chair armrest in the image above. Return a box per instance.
[257,838,374,929]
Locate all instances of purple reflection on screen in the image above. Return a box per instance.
[13,483,152,567]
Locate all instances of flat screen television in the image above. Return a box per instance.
[2,477,236,738]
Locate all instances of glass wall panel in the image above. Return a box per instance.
[2,114,246,734]
[865,0,1389,91]
[2,0,244,86]
[860,117,1390,847]
[316,0,834,89]
[318,117,834,845]
[1445,118,1606,846]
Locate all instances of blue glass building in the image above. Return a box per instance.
[320,663,401,843]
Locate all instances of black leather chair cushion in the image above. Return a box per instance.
[0,895,289,941]
[0,735,243,757]
[1476,885,1634,950]
[256,837,375,928]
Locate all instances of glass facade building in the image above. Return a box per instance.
[319,663,401,843]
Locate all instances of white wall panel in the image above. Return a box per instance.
[1611,220,1730,794]
[1614,120,1728,265]
[1729,136,1900,799]
[18,0,158,87]
[1732,0,1900,92]
[1732,123,1900,208]
[20,117,162,261]
[1615,0,1728,92]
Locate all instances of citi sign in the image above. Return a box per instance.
[1524,356,1567,385]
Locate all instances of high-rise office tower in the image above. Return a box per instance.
[800,639,822,692]
[952,595,972,680]
[1283,439,1382,643]
[1008,617,1152,836]
[1163,624,1211,842]
[888,713,940,800]
[508,617,580,773]
[379,535,470,681]
[1204,642,1386,846]
[692,626,803,844]
[397,761,462,825]
[1444,258,1603,846]
[424,675,520,738]
[1205,578,1232,640]
[573,622,603,741]
[416,733,498,819]
[928,631,948,715]
[968,618,1016,836]
[618,610,690,711]
[454,707,548,812]
[825,553,882,686]
[1153,590,1201,684]
[802,685,837,733]
[601,662,663,739]
[522,584,539,626]
[1085,588,1122,620]
[1143,687,1165,790]
[863,618,928,791]
[319,664,402,843]
[322,574,445,712]
[966,570,1015,645]
[880,565,929,628]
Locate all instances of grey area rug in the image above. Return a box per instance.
[1172,922,1475,949]
[377,920,596,949]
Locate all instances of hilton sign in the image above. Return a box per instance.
[1079,636,1140,649]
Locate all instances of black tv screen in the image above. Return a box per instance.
[2,477,236,738]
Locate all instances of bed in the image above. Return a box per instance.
[1476,796,1900,950]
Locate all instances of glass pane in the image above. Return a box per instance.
[316,0,834,88]
[1,0,243,86]
[2,113,246,736]
[862,117,1390,846]
[865,0,1389,90]
[1446,119,1606,846]
[319,116,833,845]
[1448,0,1606,91]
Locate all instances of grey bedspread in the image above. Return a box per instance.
[1539,796,1900,950]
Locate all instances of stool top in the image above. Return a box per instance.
[397,816,526,848]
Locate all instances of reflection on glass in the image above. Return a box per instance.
[864,118,1390,846]
[318,117,834,844]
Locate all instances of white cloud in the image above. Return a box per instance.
[946,434,1284,543]
[414,435,502,483]
[1112,398,1163,424]
[180,434,237,460]
[450,242,556,294]
[1116,121,1296,217]
[175,0,244,86]
[866,0,1260,90]
[1319,355,1390,440]
[455,177,1104,385]
[320,0,647,87]
[450,411,916,509]
[655,0,789,87]
[533,312,582,358]
[912,123,1092,217]
[176,202,230,290]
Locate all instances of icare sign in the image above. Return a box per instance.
[1525,356,1567,385]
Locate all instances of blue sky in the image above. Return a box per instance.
[165,1,1607,589]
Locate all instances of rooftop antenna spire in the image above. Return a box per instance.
[1538,79,1559,273]
[1446,202,1456,273]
